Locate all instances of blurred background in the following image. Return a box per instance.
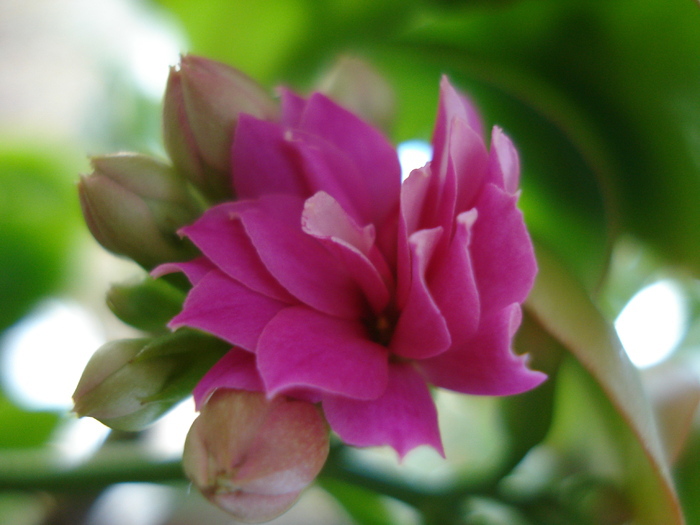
[2,0,700,523]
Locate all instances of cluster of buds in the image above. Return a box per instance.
[74,55,393,522]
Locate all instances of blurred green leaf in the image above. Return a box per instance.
[0,141,82,332]
[527,246,683,524]
[0,396,59,449]
[320,478,396,525]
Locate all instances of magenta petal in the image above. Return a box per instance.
[278,87,307,127]
[257,306,388,400]
[432,77,483,175]
[323,362,443,458]
[152,257,215,285]
[169,270,287,351]
[302,192,391,313]
[390,227,451,360]
[428,210,481,350]
[471,183,537,312]
[181,203,295,302]
[239,195,364,319]
[290,129,371,224]
[193,348,263,409]
[487,127,520,194]
[451,118,489,214]
[298,92,401,225]
[396,167,431,307]
[232,114,309,200]
[419,304,546,395]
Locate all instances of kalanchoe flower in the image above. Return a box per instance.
[163,54,279,202]
[156,68,546,459]
[183,389,329,523]
[78,153,201,269]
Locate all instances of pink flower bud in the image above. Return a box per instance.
[163,55,279,202]
[316,56,395,133]
[78,153,200,269]
[183,389,330,523]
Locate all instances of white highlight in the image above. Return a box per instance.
[144,398,198,459]
[53,417,111,466]
[86,483,174,525]
[615,280,688,368]
[1,300,105,411]
[398,140,432,182]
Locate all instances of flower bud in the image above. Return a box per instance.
[106,275,185,334]
[316,56,395,133]
[73,330,228,431]
[78,153,201,269]
[183,390,330,523]
[163,54,279,202]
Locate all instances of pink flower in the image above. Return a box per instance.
[156,76,546,458]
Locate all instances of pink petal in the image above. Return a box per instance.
[181,203,296,302]
[151,257,215,285]
[193,348,263,409]
[289,128,372,225]
[256,306,388,400]
[298,92,401,225]
[278,87,307,127]
[232,114,309,200]
[238,195,364,319]
[471,183,537,312]
[390,227,451,360]
[451,118,489,214]
[487,127,520,194]
[169,270,287,351]
[396,166,431,307]
[323,362,443,458]
[418,304,546,396]
[302,192,392,313]
[432,77,484,176]
[428,210,481,350]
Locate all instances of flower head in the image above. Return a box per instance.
[156,63,546,458]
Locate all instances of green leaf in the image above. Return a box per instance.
[0,141,82,332]
[526,246,684,524]
[320,478,396,525]
[0,397,59,449]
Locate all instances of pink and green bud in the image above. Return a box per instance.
[183,389,330,523]
[163,54,279,202]
[316,56,395,133]
[73,331,228,431]
[78,153,201,269]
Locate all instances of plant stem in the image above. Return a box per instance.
[0,444,184,492]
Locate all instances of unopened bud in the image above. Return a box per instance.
[317,56,395,133]
[106,275,185,334]
[73,330,228,431]
[163,54,279,202]
[183,390,329,523]
[78,153,200,269]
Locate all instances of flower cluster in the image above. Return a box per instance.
[75,55,545,522]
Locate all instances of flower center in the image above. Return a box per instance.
[364,309,397,348]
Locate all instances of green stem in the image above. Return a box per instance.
[0,444,184,492]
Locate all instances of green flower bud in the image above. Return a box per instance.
[78,153,201,269]
[73,330,228,431]
[106,275,185,334]
[183,390,330,523]
[163,54,279,202]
